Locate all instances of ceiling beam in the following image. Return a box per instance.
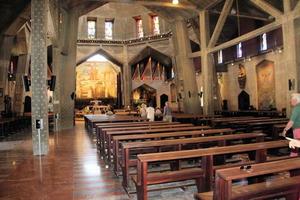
[210,10,270,21]
[204,0,223,10]
[294,0,300,12]
[209,19,282,53]
[250,0,283,19]
[96,0,198,11]
[208,0,234,48]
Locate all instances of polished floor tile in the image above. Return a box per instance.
[0,122,129,200]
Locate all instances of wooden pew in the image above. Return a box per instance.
[112,128,232,174]
[133,140,289,200]
[245,120,288,133]
[84,114,147,133]
[120,132,265,189]
[210,117,270,127]
[196,157,300,200]
[104,125,210,161]
[272,124,286,139]
[96,122,180,151]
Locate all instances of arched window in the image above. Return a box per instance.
[237,42,242,58]
[217,50,223,64]
[260,33,267,51]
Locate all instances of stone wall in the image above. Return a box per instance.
[78,3,171,40]
[214,51,287,111]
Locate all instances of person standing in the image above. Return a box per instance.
[282,93,300,156]
[163,102,172,122]
[140,103,147,118]
[146,104,155,122]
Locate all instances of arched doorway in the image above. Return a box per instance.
[24,96,31,113]
[132,84,157,107]
[238,90,250,110]
[160,94,168,109]
[75,53,122,109]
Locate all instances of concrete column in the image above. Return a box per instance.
[31,0,49,155]
[282,5,300,115]
[50,0,61,130]
[122,45,131,107]
[0,36,14,111]
[199,11,214,115]
[59,9,79,129]
[13,54,29,115]
[172,18,201,114]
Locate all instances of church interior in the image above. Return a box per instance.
[0,0,300,199]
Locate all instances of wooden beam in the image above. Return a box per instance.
[250,0,283,19]
[209,20,282,53]
[208,0,233,48]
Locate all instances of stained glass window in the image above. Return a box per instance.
[218,50,223,64]
[260,33,267,51]
[105,19,113,40]
[87,20,96,39]
[152,16,160,35]
[136,18,143,38]
[237,42,242,58]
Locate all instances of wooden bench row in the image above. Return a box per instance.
[196,157,300,200]
[133,140,289,200]
[120,132,264,189]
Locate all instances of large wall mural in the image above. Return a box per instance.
[256,60,275,110]
[76,62,119,99]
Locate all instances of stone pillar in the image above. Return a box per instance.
[172,18,201,114]
[122,45,131,107]
[31,0,49,155]
[50,0,61,130]
[0,36,14,111]
[199,11,214,115]
[282,4,300,115]
[59,9,79,129]
[14,54,30,115]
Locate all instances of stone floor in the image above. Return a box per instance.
[0,121,197,200]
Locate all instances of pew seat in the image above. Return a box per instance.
[132,167,203,186]
[195,175,300,200]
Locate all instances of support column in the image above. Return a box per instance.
[59,9,79,129]
[50,0,62,130]
[31,0,49,155]
[122,45,131,107]
[14,54,30,115]
[0,36,14,111]
[200,11,214,115]
[172,18,201,114]
[282,3,300,115]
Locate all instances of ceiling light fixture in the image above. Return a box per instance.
[172,0,179,5]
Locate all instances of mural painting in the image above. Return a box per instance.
[76,62,119,99]
[256,60,275,110]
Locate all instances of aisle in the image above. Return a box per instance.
[0,122,129,200]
